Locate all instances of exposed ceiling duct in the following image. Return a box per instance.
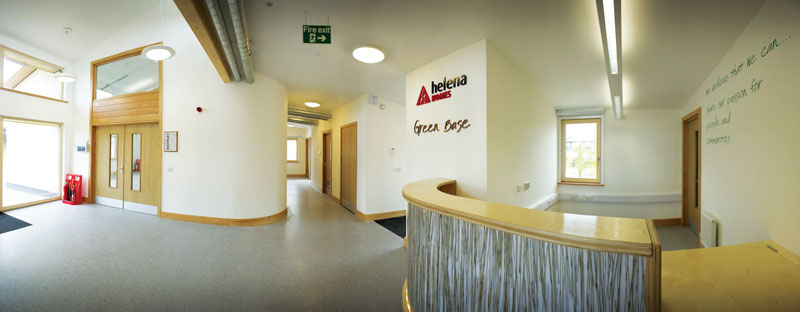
[205,0,241,82]
[288,117,318,126]
[227,0,254,84]
[288,108,331,121]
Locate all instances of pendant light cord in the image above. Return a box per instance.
[160,0,166,42]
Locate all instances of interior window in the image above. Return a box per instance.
[1,47,64,100]
[561,118,601,184]
[95,54,159,99]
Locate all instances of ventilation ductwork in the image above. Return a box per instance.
[288,117,318,126]
[227,0,254,84]
[288,108,332,121]
[205,0,241,82]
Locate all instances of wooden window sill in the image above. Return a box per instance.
[1,87,68,103]
[558,182,605,186]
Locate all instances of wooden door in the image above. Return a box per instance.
[122,123,161,215]
[683,111,701,237]
[323,131,332,195]
[305,138,310,177]
[340,123,357,212]
[93,125,125,208]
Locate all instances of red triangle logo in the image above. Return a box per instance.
[416,86,431,106]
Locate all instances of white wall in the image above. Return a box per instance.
[555,109,683,218]
[287,126,308,176]
[682,0,800,254]
[73,3,288,219]
[405,40,488,199]
[0,32,75,204]
[486,42,557,209]
[365,98,406,214]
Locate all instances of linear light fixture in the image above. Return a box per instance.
[602,0,618,74]
[613,96,622,119]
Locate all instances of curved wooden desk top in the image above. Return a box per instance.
[402,178,657,256]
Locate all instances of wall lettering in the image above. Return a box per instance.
[413,119,471,136]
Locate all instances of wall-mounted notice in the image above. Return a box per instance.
[702,35,791,145]
[164,131,178,152]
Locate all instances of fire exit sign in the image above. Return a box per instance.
[302,25,331,44]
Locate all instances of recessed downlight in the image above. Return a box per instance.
[352,45,385,64]
[304,102,321,108]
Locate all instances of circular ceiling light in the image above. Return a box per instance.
[352,45,385,64]
[304,102,321,108]
[53,72,76,83]
[142,45,175,61]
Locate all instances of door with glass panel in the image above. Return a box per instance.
[93,123,160,214]
[94,125,125,208]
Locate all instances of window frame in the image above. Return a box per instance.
[559,117,603,185]
[0,45,67,103]
[287,138,299,163]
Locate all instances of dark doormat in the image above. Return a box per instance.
[0,212,31,234]
[375,216,405,238]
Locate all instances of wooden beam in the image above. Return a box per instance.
[173,0,233,83]
[4,65,36,88]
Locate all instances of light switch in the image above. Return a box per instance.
[523,182,531,190]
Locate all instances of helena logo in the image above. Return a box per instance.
[416,75,468,106]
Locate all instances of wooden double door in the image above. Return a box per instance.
[93,123,161,215]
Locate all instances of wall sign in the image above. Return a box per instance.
[302,25,331,44]
[416,74,468,106]
[164,131,178,152]
[413,119,470,136]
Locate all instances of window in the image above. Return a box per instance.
[1,46,65,101]
[95,53,159,99]
[561,118,601,184]
[287,138,299,162]
[2,118,63,208]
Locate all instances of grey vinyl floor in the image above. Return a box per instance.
[656,225,701,251]
[0,178,407,311]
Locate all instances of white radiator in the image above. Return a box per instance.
[700,210,718,247]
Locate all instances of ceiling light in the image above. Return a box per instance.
[603,0,618,74]
[142,45,175,61]
[352,45,385,64]
[288,124,294,127]
[53,72,76,83]
[54,27,76,84]
[304,102,321,108]
[613,95,623,119]
[143,0,175,61]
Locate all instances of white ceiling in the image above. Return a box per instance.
[0,0,155,62]
[246,0,765,112]
[0,0,766,111]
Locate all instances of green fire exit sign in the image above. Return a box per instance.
[302,25,331,44]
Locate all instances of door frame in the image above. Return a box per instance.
[304,137,310,178]
[339,122,357,211]
[682,108,702,247]
[88,43,163,215]
[322,130,332,195]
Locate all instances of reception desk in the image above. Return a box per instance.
[402,179,662,311]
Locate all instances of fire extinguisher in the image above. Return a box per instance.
[64,179,70,201]
[70,183,76,202]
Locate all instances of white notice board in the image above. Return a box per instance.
[164,131,178,152]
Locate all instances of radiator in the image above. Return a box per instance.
[700,210,718,247]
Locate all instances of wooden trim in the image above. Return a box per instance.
[4,65,36,88]
[681,108,702,248]
[0,87,69,103]
[173,0,233,83]
[402,279,412,312]
[287,174,306,178]
[645,219,662,312]
[332,195,341,205]
[2,45,64,72]
[1,197,60,212]
[340,122,357,211]
[558,182,605,186]
[560,118,602,184]
[355,209,406,222]
[90,43,161,67]
[653,218,682,227]
[403,178,655,256]
[305,137,310,178]
[159,208,288,227]
[404,237,407,248]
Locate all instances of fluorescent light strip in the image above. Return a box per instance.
[613,95,622,119]
[603,0,618,74]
